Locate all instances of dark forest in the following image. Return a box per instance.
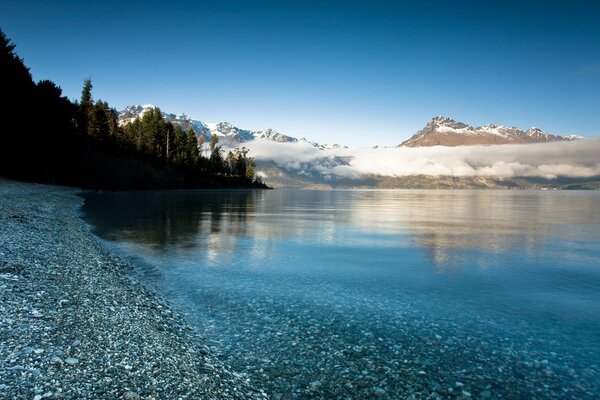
[0,29,267,189]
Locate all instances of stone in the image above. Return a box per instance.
[64,357,79,365]
[372,387,386,396]
[308,380,321,390]
[123,391,140,400]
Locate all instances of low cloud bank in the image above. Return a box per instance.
[243,139,600,180]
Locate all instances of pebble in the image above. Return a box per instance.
[64,357,79,365]
[123,391,140,400]
[372,387,386,396]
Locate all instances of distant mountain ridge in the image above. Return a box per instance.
[400,116,582,147]
[119,106,582,149]
[118,104,343,149]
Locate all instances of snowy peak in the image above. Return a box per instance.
[119,105,212,138]
[401,116,582,147]
[204,122,254,142]
[429,116,470,130]
[254,128,299,143]
[119,104,155,122]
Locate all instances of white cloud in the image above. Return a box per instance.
[243,138,600,180]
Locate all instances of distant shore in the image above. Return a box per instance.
[0,179,266,399]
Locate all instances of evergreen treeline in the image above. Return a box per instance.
[0,29,267,189]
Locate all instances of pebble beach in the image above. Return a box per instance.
[0,180,266,399]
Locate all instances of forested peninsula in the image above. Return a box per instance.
[0,29,268,189]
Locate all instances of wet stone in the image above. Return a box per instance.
[372,387,386,396]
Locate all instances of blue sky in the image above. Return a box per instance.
[1,0,599,146]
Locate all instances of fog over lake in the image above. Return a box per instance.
[243,139,600,180]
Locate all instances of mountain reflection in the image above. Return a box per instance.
[342,190,600,270]
[82,190,600,271]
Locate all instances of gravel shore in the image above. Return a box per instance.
[0,180,267,399]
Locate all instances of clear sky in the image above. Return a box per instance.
[1,0,599,147]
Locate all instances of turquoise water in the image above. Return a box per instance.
[82,190,600,399]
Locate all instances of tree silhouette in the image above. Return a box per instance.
[0,28,267,189]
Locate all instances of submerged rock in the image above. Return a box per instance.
[64,357,79,365]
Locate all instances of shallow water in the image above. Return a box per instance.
[82,189,600,399]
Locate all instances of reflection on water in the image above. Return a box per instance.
[84,190,258,247]
[82,189,600,399]
[84,190,600,270]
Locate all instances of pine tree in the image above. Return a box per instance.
[185,128,198,166]
[246,161,256,181]
[0,29,36,174]
[172,124,185,166]
[226,151,236,174]
[0,29,34,95]
[126,118,144,152]
[210,146,224,173]
[210,133,219,153]
[79,79,94,136]
[106,107,119,138]
[93,100,110,138]
[140,107,166,159]
[235,150,247,177]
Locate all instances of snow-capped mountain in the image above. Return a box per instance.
[119,104,210,135]
[119,106,582,150]
[118,105,306,147]
[254,128,298,143]
[400,116,582,147]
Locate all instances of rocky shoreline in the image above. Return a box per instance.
[0,180,267,399]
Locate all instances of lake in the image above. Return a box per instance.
[81,189,600,399]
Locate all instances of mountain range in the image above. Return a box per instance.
[117,105,597,189]
[118,105,582,149]
[400,116,582,147]
[118,105,341,149]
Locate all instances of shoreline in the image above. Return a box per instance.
[0,179,266,399]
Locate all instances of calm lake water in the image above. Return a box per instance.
[81,190,600,399]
